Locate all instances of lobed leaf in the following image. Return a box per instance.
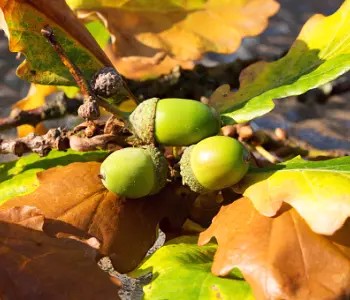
[213,0,350,124]
[234,156,350,235]
[0,149,108,204]
[1,162,196,273]
[0,0,110,85]
[199,198,350,300]
[132,236,253,300]
[0,0,137,112]
[67,0,279,79]
[0,206,120,299]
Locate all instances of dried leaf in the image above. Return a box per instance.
[132,236,253,300]
[13,84,57,137]
[1,162,195,273]
[198,198,350,300]
[0,206,44,230]
[214,0,350,123]
[0,206,120,299]
[68,0,279,79]
[234,156,350,235]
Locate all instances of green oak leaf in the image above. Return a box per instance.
[213,0,350,124]
[0,0,112,86]
[132,236,253,300]
[234,156,350,235]
[0,149,107,205]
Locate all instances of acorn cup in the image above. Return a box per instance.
[180,136,250,194]
[99,146,168,199]
[128,98,221,146]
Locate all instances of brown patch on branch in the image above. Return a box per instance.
[0,128,70,156]
[0,117,131,157]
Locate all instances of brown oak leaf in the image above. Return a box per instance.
[0,206,120,300]
[198,198,350,300]
[1,162,196,273]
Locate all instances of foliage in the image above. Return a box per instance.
[199,198,350,299]
[67,0,279,79]
[0,161,196,273]
[0,0,137,114]
[0,149,107,204]
[132,236,254,300]
[0,206,120,299]
[211,0,350,123]
[0,0,108,85]
[235,156,350,235]
[0,0,350,299]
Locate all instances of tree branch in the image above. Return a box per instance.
[0,117,131,156]
[0,128,70,156]
[0,95,83,132]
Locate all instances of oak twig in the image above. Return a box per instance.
[0,116,131,157]
[41,25,101,120]
[41,25,134,119]
[0,128,69,156]
[0,95,83,132]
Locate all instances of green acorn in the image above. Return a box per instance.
[100,146,168,199]
[128,98,221,146]
[180,136,250,193]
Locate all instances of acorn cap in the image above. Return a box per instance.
[91,67,123,98]
[128,98,159,145]
[179,146,208,194]
[144,145,168,195]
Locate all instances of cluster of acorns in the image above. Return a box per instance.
[99,98,250,198]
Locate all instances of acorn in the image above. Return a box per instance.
[99,146,168,199]
[128,98,221,146]
[180,136,250,193]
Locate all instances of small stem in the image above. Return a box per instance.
[41,25,137,122]
[254,145,279,164]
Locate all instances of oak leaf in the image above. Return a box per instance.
[1,161,196,273]
[0,0,136,110]
[67,0,279,79]
[0,206,120,300]
[212,0,350,123]
[234,156,350,235]
[0,0,109,85]
[133,236,253,299]
[0,149,108,205]
[198,198,350,300]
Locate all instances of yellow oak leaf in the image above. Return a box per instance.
[68,0,279,79]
